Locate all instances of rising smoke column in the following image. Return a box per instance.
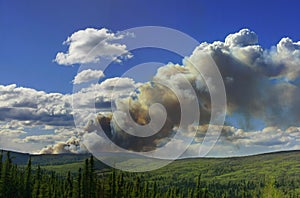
[43,29,300,154]
[89,29,300,153]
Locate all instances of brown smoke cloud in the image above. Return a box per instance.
[42,29,300,155]
[85,29,300,153]
[40,136,87,154]
[90,82,189,152]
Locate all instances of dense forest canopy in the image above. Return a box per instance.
[0,150,300,197]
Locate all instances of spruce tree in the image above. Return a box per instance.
[77,168,82,198]
[25,156,32,198]
[110,168,116,198]
[89,155,95,198]
[1,151,12,197]
[196,174,202,198]
[32,165,41,198]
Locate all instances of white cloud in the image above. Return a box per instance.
[55,28,132,65]
[19,134,65,144]
[225,29,258,47]
[189,28,300,81]
[0,84,73,126]
[73,69,105,84]
[187,28,300,128]
[271,37,300,80]
[73,77,139,109]
[0,129,25,137]
[77,29,300,157]
[181,124,300,157]
[0,78,139,153]
[3,28,300,157]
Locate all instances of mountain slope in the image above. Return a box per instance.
[1,149,300,197]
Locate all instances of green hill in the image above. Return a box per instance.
[3,149,300,180]
[1,149,300,197]
[1,148,300,197]
[45,150,300,196]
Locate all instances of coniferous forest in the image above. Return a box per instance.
[0,150,300,198]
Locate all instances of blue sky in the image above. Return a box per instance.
[1,0,300,157]
[1,0,300,93]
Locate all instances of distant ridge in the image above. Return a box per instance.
[1,149,300,166]
[0,149,90,165]
[178,149,300,160]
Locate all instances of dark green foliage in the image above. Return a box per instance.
[76,168,82,198]
[0,150,300,197]
[0,151,97,198]
[25,156,32,198]
[0,151,13,197]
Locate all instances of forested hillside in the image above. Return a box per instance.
[0,150,300,197]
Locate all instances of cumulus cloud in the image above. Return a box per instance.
[14,127,76,144]
[219,125,300,155]
[19,134,65,144]
[225,29,258,47]
[178,124,300,157]
[80,28,300,156]
[55,28,132,65]
[187,28,300,128]
[0,78,138,128]
[0,84,73,126]
[73,77,140,112]
[3,28,300,157]
[223,29,300,81]
[271,37,300,80]
[73,69,105,84]
[0,78,139,154]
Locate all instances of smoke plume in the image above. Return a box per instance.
[84,29,300,153]
[44,29,300,155]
